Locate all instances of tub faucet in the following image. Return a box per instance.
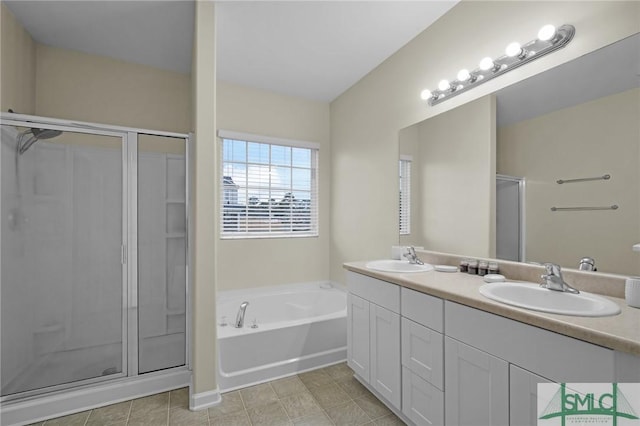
[540,263,580,294]
[404,246,424,265]
[235,301,249,328]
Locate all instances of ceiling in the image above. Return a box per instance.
[4,0,458,102]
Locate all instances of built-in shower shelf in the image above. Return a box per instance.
[166,233,186,239]
[166,199,186,204]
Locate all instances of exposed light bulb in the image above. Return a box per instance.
[505,42,523,57]
[420,23,574,106]
[457,69,471,81]
[479,57,495,71]
[438,80,451,91]
[538,24,556,41]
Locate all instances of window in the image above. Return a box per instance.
[219,130,318,238]
[399,156,411,235]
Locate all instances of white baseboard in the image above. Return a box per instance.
[1,368,190,426]
[190,388,221,411]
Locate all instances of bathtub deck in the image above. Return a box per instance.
[33,363,405,425]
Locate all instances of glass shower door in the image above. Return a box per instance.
[1,124,127,396]
[137,134,187,374]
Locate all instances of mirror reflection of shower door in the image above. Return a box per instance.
[1,124,127,396]
[137,134,187,374]
[496,175,524,262]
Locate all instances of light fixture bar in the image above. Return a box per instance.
[422,24,575,106]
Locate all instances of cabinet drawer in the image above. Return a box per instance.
[402,367,444,426]
[401,318,443,390]
[445,301,615,383]
[401,287,443,332]
[347,271,400,313]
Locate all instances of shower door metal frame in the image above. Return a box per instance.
[0,113,191,403]
[0,117,130,398]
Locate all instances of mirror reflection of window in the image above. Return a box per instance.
[399,156,412,235]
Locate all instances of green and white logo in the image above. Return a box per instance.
[538,383,640,425]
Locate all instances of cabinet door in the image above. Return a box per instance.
[370,303,401,409]
[402,367,444,426]
[347,293,370,381]
[445,337,508,426]
[401,317,444,390]
[510,365,551,426]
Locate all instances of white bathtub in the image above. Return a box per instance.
[216,282,347,391]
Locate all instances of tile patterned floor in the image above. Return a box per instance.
[29,363,406,425]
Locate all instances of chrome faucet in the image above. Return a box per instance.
[403,247,424,265]
[540,263,580,294]
[235,301,249,328]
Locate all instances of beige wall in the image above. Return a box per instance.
[216,81,331,290]
[413,96,496,257]
[1,3,190,133]
[34,44,190,133]
[191,0,218,397]
[330,1,640,284]
[0,3,36,114]
[498,88,640,275]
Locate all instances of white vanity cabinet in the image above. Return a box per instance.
[370,303,401,406]
[444,337,509,426]
[346,272,401,409]
[509,365,551,426]
[346,269,639,426]
[347,293,370,381]
[401,288,445,426]
[445,301,617,426]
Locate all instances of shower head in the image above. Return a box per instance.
[31,128,62,140]
[17,127,63,155]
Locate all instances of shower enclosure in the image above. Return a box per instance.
[1,113,190,423]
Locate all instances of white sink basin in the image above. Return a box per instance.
[479,282,621,317]
[365,259,434,273]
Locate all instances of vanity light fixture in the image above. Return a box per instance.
[421,24,575,106]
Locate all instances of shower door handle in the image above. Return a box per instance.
[121,245,127,264]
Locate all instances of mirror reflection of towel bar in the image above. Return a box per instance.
[551,205,618,212]
[556,174,610,184]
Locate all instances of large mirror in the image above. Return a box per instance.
[400,33,640,276]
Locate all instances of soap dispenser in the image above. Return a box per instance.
[625,244,640,308]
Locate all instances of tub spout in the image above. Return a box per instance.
[235,301,249,328]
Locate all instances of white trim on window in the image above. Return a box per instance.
[218,130,319,151]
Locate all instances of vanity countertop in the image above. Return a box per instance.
[344,261,640,356]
